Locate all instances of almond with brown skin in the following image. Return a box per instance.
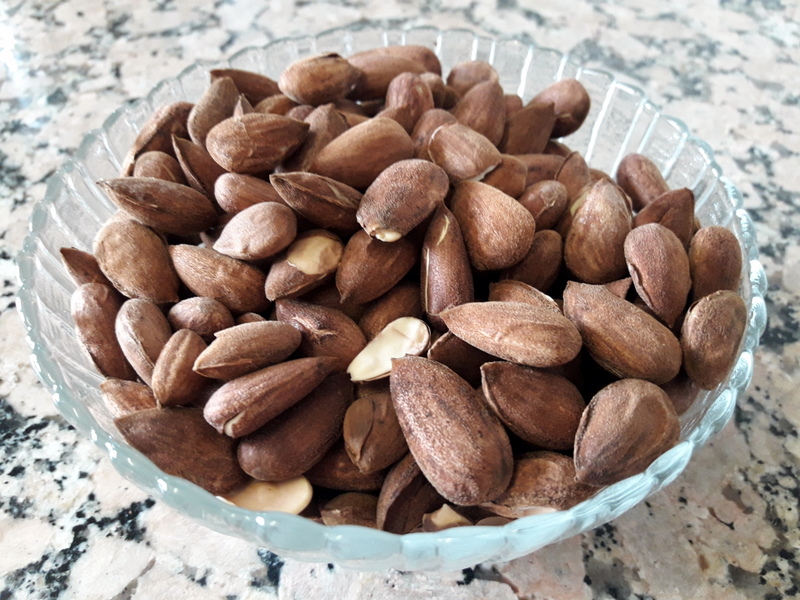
[121,101,192,176]
[206,113,309,174]
[275,299,367,371]
[487,280,560,313]
[203,356,338,438]
[133,150,185,183]
[681,290,747,389]
[188,76,240,147]
[441,301,582,368]
[504,93,523,116]
[115,298,173,386]
[660,370,702,416]
[270,171,360,234]
[625,223,691,327]
[390,356,513,505]
[544,140,572,157]
[411,108,457,158]
[420,72,446,107]
[167,297,235,342]
[305,439,387,492]
[500,229,563,293]
[426,331,494,388]
[379,72,435,133]
[358,282,423,341]
[265,229,344,301]
[427,122,502,183]
[555,151,592,200]
[236,312,266,325]
[279,53,362,105]
[688,226,743,301]
[483,452,596,517]
[343,390,408,474]
[346,51,426,101]
[193,321,302,380]
[421,205,474,330]
[518,153,565,186]
[210,68,280,105]
[453,79,506,146]
[450,181,536,271]
[280,103,349,173]
[616,153,670,211]
[60,247,114,288]
[116,407,248,495]
[100,379,158,418]
[71,283,136,380]
[254,94,299,115]
[213,202,298,261]
[366,45,442,76]
[151,329,208,407]
[445,60,499,96]
[574,379,680,486]
[518,180,568,230]
[605,277,633,299]
[301,283,366,323]
[93,219,179,303]
[564,178,631,284]
[563,281,682,384]
[214,172,286,213]
[320,492,379,528]
[310,117,414,190]
[172,136,227,199]
[633,188,695,249]
[376,453,444,533]
[237,372,352,481]
[233,94,255,117]
[98,177,218,236]
[529,79,591,138]
[357,159,449,242]
[499,101,556,155]
[285,103,315,121]
[481,154,527,199]
[336,230,417,304]
[481,362,584,449]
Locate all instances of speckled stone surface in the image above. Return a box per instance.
[1,1,798,598]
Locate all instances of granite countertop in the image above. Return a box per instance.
[1,0,798,598]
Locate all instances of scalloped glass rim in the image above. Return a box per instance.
[16,24,767,571]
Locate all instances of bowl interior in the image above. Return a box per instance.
[16,24,767,571]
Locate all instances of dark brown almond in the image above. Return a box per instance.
[100,379,158,418]
[500,101,556,155]
[265,229,344,301]
[633,188,695,249]
[421,205,474,330]
[357,159,449,242]
[529,79,591,138]
[624,223,691,327]
[681,290,747,389]
[346,51,426,101]
[390,356,513,505]
[518,180,569,230]
[574,379,680,486]
[336,230,417,304]
[203,356,339,438]
[169,245,269,314]
[453,79,506,146]
[689,226,743,301]
[616,153,670,211]
[309,117,414,190]
[133,151,185,183]
[188,76,240,147]
[305,439,387,492]
[343,390,408,474]
[320,492,379,528]
[115,298,173,386]
[93,219,179,303]
[275,299,367,371]
[115,407,248,495]
[210,69,280,105]
[358,282,423,340]
[167,297,235,342]
[563,282,682,384]
[214,172,286,213]
[500,229,563,293]
[445,60,499,96]
[376,453,444,534]
[213,202,297,261]
[426,331,494,388]
[151,329,208,407]
[441,301,582,368]
[427,122,502,183]
[206,113,309,174]
[172,136,227,199]
[450,180,536,271]
[280,103,350,173]
[60,247,114,288]
[279,53,362,105]
[237,372,352,481]
[193,320,302,380]
[121,102,192,176]
[481,362,584,449]
[482,154,527,199]
[71,283,136,380]
[270,171,360,233]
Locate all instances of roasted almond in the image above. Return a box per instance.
[265,229,344,301]
[213,202,298,261]
[519,153,565,186]
[343,390,408,474]
[279,53,362,105]
[100,378,158,418]
[555,151,592,201]
[427,122,501,183]
[254,94,299,115]
[500,229,563,293]
[188,76,240,147]
[616,153,670,211]
[688,226,743,301]
[115,298,173,386]
[167,297,235,342]
[529,79,591,138]
[151,329,209,407]
[411,108,457,158]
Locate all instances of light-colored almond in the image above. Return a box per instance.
[265,229,344,301]
[222,477,313,514]
[347,317,430,382]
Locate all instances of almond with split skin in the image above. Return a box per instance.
[347,317,431,382]
[213,202,297,261]
[681,290,747,389]
[98,177,218,236]
[440,301,582,368]
[237,372,352,481]
[270,171,361,234]
[279,53,362,106]
[343,390,408,474]
[451,181,536,271]
[376,452,445,534]
[115,298,173,386]
[265,229,344,301]
[357,159,449,242]
[275,299,367,371]
[170,245,269,314]
[427,122,501,183]
[689,226,743,301]
[574,379,680,486]
[193,320,302,380]
[115,407,248,495]
[563,282,682,384]
[390,356,513,505]
[203,356,339,438]
[304,440,387,492]
[206,113,309,174]
[151,329,208,407]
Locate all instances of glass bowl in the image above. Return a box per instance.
[16,24,767,571]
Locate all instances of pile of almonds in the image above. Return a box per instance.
[62,45,748,533]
